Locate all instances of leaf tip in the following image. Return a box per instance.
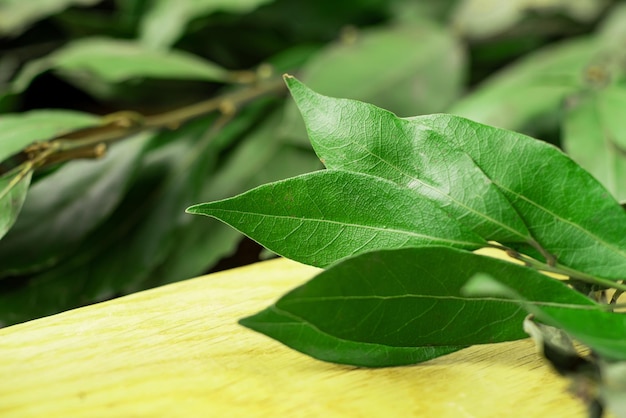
[185,204,201,215]
[283,73,301,91]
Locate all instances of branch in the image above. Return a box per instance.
[0,73,286,176]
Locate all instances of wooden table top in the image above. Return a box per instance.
[0,257,585,417]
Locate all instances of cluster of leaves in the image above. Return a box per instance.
[190,76,626,417]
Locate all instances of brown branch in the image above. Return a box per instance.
[0,75,286,176]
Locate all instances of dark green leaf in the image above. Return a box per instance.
[286,77,626,280]
[418,113,626,280]
[243,246,561,366]
[188,170,485,267]
[0,132,149,276]
[77,117,219,297]
[240,306,464,367]
[0,169,31,240]
[463,273,626,361]
[285,76,534,246]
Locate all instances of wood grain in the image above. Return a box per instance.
[0,257,586,417]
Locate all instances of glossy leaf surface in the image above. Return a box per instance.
[243,247,564,366]
[285,76,533,245]
[286,77,626,280]
[240,305,464,367]
[418,113,626,279]
[188,170,485,267]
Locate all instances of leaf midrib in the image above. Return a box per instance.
[282,294,599,310]
[202,207,481,247]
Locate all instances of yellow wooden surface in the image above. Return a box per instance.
[0,257,586,417]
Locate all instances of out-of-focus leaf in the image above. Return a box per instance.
[0,117,216,324]
[0,132,149,276]
[10,38,230,97]
[77,117,219,299]
[563,85,626,202]
[188,170,485,268]
[0,169,31,240]
[242,246,566,366]
[389,0,458,24]
[463,273,626,361]
[597,2,626,51]
[449,37,597,131]
[281,23,465,144]
[0,0,103,36]
[0,110,99,165]
[452,0,606,40]
[139,0,275,49]
[155,113,320,283]
[600,361,626,418]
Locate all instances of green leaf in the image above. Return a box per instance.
[463,273,626,361]
[240,306,464,367]
[139,0,275,49]
[286,77,626,280]
[0,110,99,165]
[418,113,626,280]
[285,76,534,246]
[0,133,149,275]
[452,0,604,40]
[0,169,31,240]
[281,23,465,144]
[449,37,597,131]
[563,85,626,202]
[188,170,485,267]
[10,37,230,97]
[0,0,102,36]
[242,246,560,366]
[77,117,220,297]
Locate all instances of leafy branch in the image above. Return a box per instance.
[189,77,626,417]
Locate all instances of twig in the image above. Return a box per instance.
[0,75,286,176]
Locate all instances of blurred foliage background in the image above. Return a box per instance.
[0,0,624,326]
